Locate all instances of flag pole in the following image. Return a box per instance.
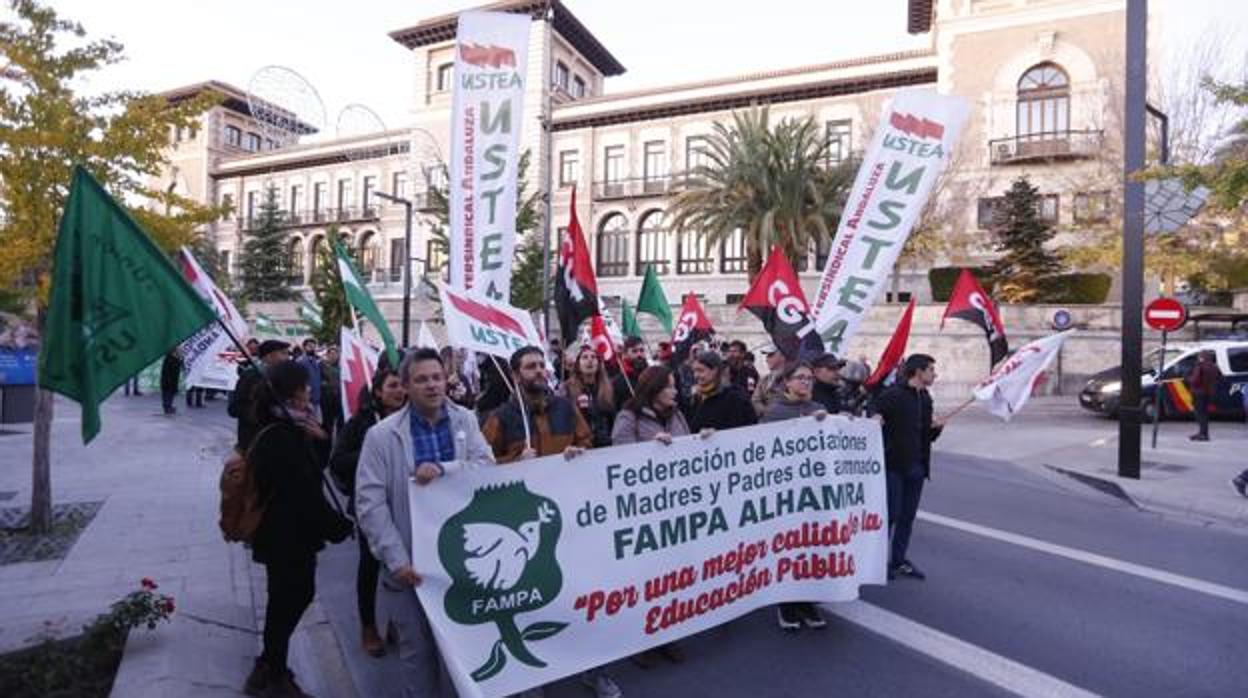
[612,348,636,397]
[489,354,532,451]
[939,396,976,423]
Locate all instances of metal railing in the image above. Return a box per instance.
[989,129,1104,165]
[591,174,677,200]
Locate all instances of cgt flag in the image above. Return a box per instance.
[973,331,1071,421]
[39,166,216,442]
[554,187,598,342]
[588,315,616,364]
[739,246,824,360]
[941,269,1008,367]
[440,284,542,360]
[340,326,379,418]
[671,294,714,364]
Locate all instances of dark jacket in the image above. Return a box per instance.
[160,352,182,394]
[685,384,758,433]
[228,366,264,452]
[1186,360,1223,397]
[730,363,760,396]
[813,380,843,414]
[561,382,616,448]
[328,404,382,515]
[870,383,942,478]
[250,418,348,564]
[482,392,593,463]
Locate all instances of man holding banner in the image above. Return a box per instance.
[356,348,495,698]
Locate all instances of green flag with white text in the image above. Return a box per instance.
[39,166,217,443]
[636,264,673,333]
[334,241,399,366]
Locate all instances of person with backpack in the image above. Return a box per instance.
[229,340,290,452]
[760,361,832,631]
[329,367,406,658]
[241,361,352,698]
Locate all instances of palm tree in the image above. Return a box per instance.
[667,107,857,279]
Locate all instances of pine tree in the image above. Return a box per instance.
[238,186,296,302]
[510,231,546,311]
[989,176,1064,302]
[310,226,354,345]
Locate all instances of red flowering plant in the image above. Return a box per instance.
[105,578,176,632]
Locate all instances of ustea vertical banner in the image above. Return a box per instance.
[811,90,969,354]
[449,11,531,301]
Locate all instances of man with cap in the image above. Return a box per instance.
[752,345,788,417]
[811,353,846,414]
[228,339,290,452]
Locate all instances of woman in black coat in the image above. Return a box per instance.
[328,367,406,657]
[159,349,182,415]
[684,351,758,433]
[244,361,351,698]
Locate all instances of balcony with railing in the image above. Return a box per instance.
[989,130,1103,165]
[591,174,676,201]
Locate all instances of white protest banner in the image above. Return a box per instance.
[339,326,378,419]
[440,284,542,359]
[811,90,969,354]
[449,11,531,302]
[175,248,247,390]
[409,415,888,698]
[973,331,1071,421]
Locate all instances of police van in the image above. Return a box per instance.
[1079,340,1248,421]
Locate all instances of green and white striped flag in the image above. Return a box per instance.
[254,312,280,336]
[334,241,399,366]
[297,297,323,329]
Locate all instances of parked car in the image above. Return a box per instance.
[1079,340,1248,421]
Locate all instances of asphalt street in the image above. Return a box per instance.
[316,443,1248,697]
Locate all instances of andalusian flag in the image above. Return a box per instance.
[254,313,280,336]
[39,166,216,442]
[297,296,322,329]
[334,240,399,366]
[637,263,672,333]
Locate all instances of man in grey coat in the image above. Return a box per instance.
[356,348,495,698]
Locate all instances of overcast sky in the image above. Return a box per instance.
[18,0,1248,136]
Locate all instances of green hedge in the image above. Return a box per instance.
[1036,273,1112,304]
[928,267,994,302]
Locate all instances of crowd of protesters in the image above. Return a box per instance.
[197,328,948,698]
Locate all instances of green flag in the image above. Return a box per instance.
[39,166,216,443]
[297,296,322,329]
[334,241,399,366]
[254,312,279,336]
[621,298,641,338]
[636,264,673,333]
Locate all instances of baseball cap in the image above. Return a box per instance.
[812,352,846,369]
[257,339,291,358]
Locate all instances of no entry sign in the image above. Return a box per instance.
[1144,297,1187,332]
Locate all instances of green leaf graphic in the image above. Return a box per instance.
[471,639,507,682]
[521,621,568,642]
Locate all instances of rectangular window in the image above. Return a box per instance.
[573,75,586,98]
[553,61,569,91]
[1038,194,1059,223]
[559,150,580,187]
[289,185,302,219]
[245,132,262,152]
[220,250,231,278]
[246,191,258,225]
[265,138,277,151]
[337,179,353,217]
[596,219,629,277]
[426,239,447,276]
[603,145,625,197]
[977,197,1004,229]
[362,176,377,213]
[643,141,668,193]
[392,172,409,199]
[389,238,406,282]
[1228,347,1248,374]
[676,230,712,275]
[437,64,454,92]
[685,135,711,172]
[225,125,242,147]
[1074,191,1112,223]
[826,119,852,165]
[313,182,328,220]
[425,164,448,192]
[720,229,747,273]
[725,294,745,305]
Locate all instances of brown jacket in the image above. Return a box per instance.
[481,394,593,463]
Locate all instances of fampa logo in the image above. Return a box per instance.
[459,42,517,68]
[889,112,944,140]
[438,482,566,682]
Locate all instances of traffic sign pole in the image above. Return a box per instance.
[1143,298,1187,450]
[1150,330,1167,449]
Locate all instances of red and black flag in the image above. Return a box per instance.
[865,298,916,388]
[739,246,825,360]
[672,293,714,364]
[555,186,599,342]
[941,269,1008,367]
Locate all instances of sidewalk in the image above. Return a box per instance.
[0,394,352,697]
[936,396,1248,530]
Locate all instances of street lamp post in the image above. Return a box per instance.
[371,189,414,348]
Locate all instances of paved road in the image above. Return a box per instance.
[316,443,1248,697]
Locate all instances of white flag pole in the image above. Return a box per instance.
[489,354,531,451]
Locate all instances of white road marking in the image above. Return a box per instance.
[920,511,1248,606]
[825,601,1100,698]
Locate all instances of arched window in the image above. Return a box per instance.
[1017,63,1069,139]
[309,235,327,275]
[720,228,747,274]
[596,213,629,277]
[357,231,377,275]
[636,210,670,276]
[676,228,712,275]
[288,237,305,285]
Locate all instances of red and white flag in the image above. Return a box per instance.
[176,247,246,390]
[340,326,378,418]
[672,294,714,364]
[973,331,1071,421]
[588,315,616,363]
[439,284,543,359]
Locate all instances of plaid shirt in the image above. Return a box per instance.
[409,404,455,467]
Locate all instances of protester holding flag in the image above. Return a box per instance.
[440,347,476,409]
[243,360,353,698]
[869,354,944,581]
[761,361,832,630]
[559,344,617,448]
[684,351,758,434]
[356,349,494,698]
[228,340,291,452]
[329,367,405,658]
[481,346,593,463]
[611,336,648,411]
